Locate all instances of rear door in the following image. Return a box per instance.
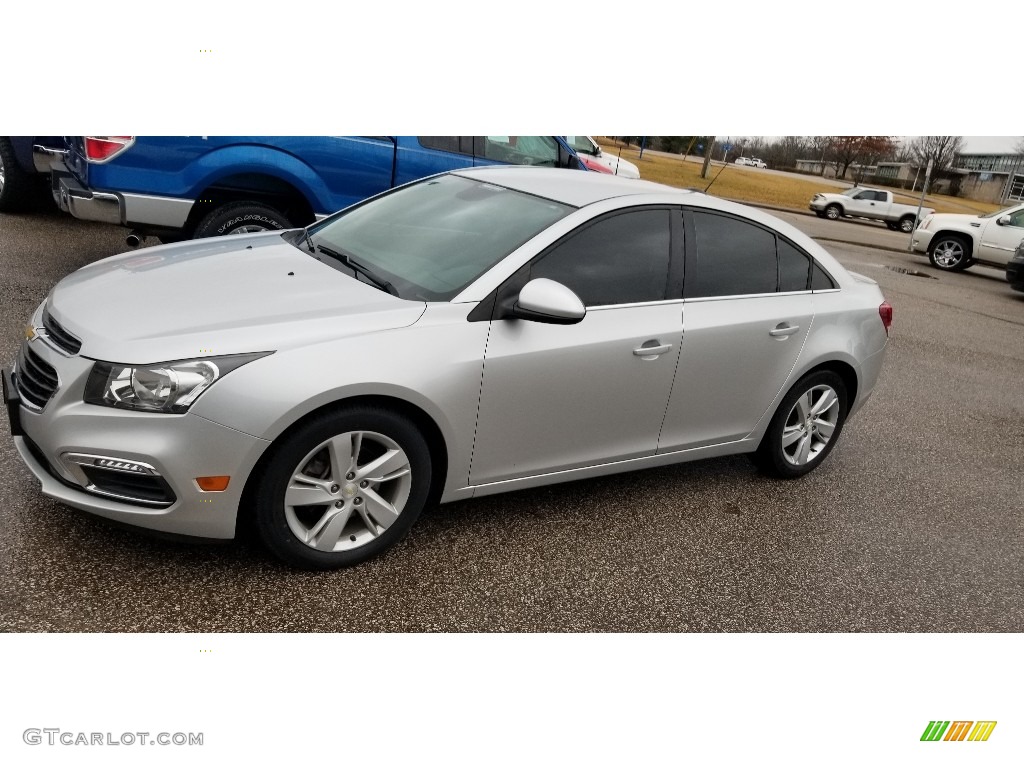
[658,209,819,452]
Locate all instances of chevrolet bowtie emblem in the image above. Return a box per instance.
[25,325,38,341]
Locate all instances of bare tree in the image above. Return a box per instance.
[824,136,898,179]
[1015,137,1024,154]
[907,136,965,172]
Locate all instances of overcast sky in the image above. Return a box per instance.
[959,136,1020,154]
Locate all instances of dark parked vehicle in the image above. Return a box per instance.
[0,136,62,212]
[1006,238,1024,293]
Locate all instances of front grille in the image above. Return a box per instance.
[42,310,82,355]
[15,344,59,410]
[80,466,176,506]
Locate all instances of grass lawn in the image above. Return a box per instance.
[593,138,1002,216]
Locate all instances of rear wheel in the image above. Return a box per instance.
[254,406,433,569]
[752,371,848,479]
[898,216,916,233]
[928,234,971,271]
[824,204,842,221]
[885,221,899,231]
[194,200,292,238]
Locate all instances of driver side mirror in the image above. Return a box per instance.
[512,278,586,324]
[997,216,1011,226]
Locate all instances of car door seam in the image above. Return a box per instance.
[465,320,493,492]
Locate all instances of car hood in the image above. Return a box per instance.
[599,154,641,178]
[45,231,426,363]
[924,212,983,226]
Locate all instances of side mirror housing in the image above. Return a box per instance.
[513,278,586,324]
[997,216,1011,226]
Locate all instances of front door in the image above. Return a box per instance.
[978,205,1024,266]
[470,207,681,485]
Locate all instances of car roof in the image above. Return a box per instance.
[449,166,683,207]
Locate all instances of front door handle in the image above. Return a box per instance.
[633,342,672,359]
[769,324,800,338]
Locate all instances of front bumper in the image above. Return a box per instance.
[910,228,935,254]
[6,333,270,540]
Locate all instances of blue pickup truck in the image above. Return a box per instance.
[47,136,586,243]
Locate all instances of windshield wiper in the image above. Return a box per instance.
[302,226,316,253]
[315,244,398,296]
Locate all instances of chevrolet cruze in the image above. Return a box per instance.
[4,167,892,568]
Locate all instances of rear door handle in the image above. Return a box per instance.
[633,342,672,359]
[769,324,800,338]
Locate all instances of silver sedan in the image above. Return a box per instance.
[4,167,892,568]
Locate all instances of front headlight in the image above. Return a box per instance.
[84,353,270,413]
[919,215,933,231]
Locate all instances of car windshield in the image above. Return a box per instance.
[565,135,598,155]
[979,204,1023,219]
[841,187,867,197]
[307,175,574,301]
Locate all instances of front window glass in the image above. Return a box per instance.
[531,209,671,306]
[476,136,560,166]
[841,187,867,198]
[309,175,573,301]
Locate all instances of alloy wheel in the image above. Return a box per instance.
[781,385,841,466]
[931,238,966,268]
[283,430,413,553]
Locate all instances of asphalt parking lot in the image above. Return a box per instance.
[1,207,1021,632]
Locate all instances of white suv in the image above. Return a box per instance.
[912,203,1024,272]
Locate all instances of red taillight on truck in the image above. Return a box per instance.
[879,301,893,335]
[84,136,135,162]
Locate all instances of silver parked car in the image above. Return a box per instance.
[4,167,892,569]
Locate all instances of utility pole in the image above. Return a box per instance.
[701,136,715,179]
[908,158,933,251]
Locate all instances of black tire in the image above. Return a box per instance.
[927,234,971,272]
[898,216,916,233]
[0,137,35,213]
[194,200,292,239]
[885,221,899,231]
[751,370,848,479]
[814,210,827,218]
[254,406,433,569]
[824,204,842,221]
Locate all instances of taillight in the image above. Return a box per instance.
[879,301,893,336]
[84,136,135,162]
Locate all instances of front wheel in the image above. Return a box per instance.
[194,200,292,238]
[254,406,433,569]
[928,235,971,271]
[751,371,848,479]
[824,204,842,221]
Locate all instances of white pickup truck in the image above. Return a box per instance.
[809,187,933,233]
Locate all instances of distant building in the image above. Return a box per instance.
[952,152,1024,204]
[796,152,1024,204]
